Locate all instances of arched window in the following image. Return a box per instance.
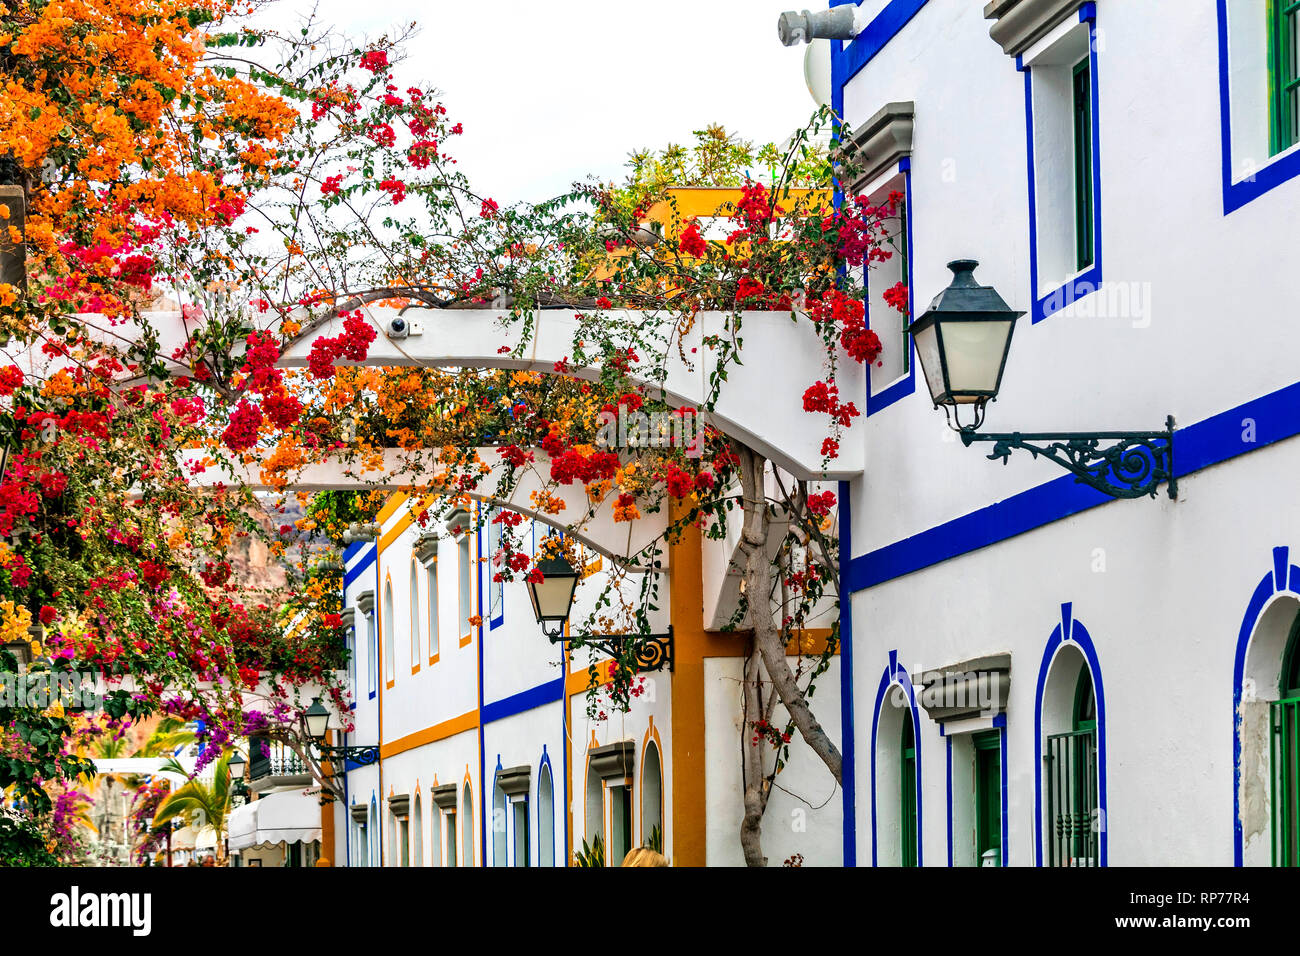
[1275,614,1300,865]
[872,681,917,867]
[901,716,918,867]
[382,579,395,684]
[492,777,508,867]
[461,781,475,866]
[412,793,423,866]
[1042,648,1098,867]
[641,741,663,852]
[537,760,555,867]
[410,561,421,669]
[369,797,378,867]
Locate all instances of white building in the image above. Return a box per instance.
[832,0,1300,866]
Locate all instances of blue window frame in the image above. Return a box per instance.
[488,508,504,630]
[1020,6,1103,324]
[1218,0,1300,212]
[865,159,916,415]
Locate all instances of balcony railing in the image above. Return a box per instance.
[249,741,308,782]
[1044,728,1098,867]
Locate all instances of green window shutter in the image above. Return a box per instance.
[974,731,1001,865]
[1072,57,1095,272]
[1273,615,1300,866]
[1270,0,1300,155]
[901,716,918,867]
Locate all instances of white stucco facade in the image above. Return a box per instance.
[837,0,1300,866]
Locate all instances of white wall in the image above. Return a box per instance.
[841,0,1300,866]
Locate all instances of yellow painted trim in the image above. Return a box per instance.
[379,707,479,760]
[428,652,441,665]
[377,493,409,524]
[382,570,395,691]
[461,770,476,868]
[651,187,831,238]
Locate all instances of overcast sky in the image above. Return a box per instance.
[278,0,820,204]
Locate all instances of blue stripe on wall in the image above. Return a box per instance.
[847,379,1300,593]
[481,677,565,726]
[839,479,857,866]
[344,545,376,589]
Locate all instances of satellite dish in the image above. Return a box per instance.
[803,38,833,108]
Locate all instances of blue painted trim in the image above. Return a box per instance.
[945,736,953,866]
[1231,547,1300,865]
[868,651,922,866]
[999,725,1008,866]
[344,544,376,588]
[1022,15,1103,324]
[1217,0,1300,214]
[343,540,366,563]
[837,0,932,87]
[538,746,556,867]
[838,479,856,866]
[1032,605,1108,866]
[847,378,1300,592]
[866,160,917,415]
[488,508,505,630]
[481,676,565,725]
[476,516,487,867]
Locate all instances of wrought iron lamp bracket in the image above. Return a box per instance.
[958,415,1177,500]
[546,625,674,672]
[314,744,380,766]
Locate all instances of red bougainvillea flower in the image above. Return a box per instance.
[39,606,57,625]
[379,178,407,204]
[0,365,23,395]
[678,220,707,258]
[480,198,499,218]
[359,50,389,72]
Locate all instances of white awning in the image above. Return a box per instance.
[242,790,321,849]
[228,801,260,851]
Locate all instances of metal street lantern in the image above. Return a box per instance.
[227,750,245,780]
[525,544,673,671]
[303,697,330,741]
[912,258,1176,500]
[525,553,579,642]
[910,259,1021,428]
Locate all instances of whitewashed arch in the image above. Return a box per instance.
[77,306,864,481]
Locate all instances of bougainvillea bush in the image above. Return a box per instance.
[0,0,905,863]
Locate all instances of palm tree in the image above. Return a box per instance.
[151,751,235,865]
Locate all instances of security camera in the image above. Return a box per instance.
[385,315,409,339]
[778,7,858,46]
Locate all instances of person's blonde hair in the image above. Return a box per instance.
[621,846,669,867]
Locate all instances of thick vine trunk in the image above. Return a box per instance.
[736,445,844,786]
[739,637,770,866]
